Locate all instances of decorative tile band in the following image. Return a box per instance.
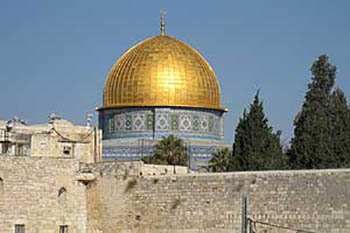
[99,107,224,141]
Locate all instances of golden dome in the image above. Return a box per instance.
[102,35,225,111]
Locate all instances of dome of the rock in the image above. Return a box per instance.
[98,12,228,170]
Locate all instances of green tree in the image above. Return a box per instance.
[231,91,286,171]
[328,88,350,167]
[142,135,188,170]
[289,55,337,169]
[208,148,232,172]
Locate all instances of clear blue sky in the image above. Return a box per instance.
[1,0,350,145]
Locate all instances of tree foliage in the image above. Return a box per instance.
[289,55,350,169]
[142,135,188,166]
[208,148,232,172]
[328,89,350,167]
[231,92,286,171]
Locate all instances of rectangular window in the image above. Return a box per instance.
[15,224,25,233]
[16,144,24,156]
[2,143,9,154]
[59,225,68,233]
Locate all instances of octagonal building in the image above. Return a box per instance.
[97,16,227,170]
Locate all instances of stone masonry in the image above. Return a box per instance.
[1,156,350,233]
[0,156,89,233]
[88,164,350,233]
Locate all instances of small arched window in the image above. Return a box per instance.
[0,177,3,195]
[58,187,67,203]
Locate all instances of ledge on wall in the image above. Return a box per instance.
[141,164,193,176]
[76,173,96,185]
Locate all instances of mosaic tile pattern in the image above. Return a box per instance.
[192,116,200,131]
[115,114,124,131]
[100,107,224,140]
[156,113,169,131]
[179,114,191,131]
[146,114,153,130]
[125,114,132,131]
[170,114,179,130]
[133,114,145,131]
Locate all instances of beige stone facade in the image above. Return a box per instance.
[0,116,102,163]
[1,155,350,233]
[0,156,89,233]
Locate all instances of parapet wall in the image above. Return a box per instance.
[88,167,350,233]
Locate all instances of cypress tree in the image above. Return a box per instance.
[328,88,350,167]
[289,55,336,169]
[231,91,285,171]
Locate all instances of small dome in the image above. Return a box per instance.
[102,35,224,111]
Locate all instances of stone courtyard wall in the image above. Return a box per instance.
[0,156,88,233]
[1,157,350,233]
[88,166,350,233]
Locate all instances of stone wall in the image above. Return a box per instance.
[141,164,190,176]
[1,156,350,233]
[0,156,89,233]
[88,167,350,233]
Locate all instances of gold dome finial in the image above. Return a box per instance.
[160,8,166,36]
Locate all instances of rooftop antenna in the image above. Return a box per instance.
[160,8,166,36]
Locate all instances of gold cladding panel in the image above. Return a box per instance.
[103,35,222,110]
